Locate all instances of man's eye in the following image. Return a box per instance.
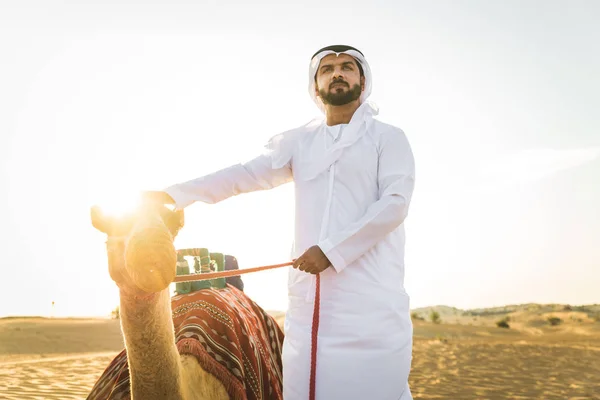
[343,65,352,70]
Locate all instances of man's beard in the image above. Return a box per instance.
[319,83,361,106]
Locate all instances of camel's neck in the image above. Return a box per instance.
[119,289,185,400]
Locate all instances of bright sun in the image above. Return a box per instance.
[93,190,143,217]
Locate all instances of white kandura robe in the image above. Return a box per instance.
[164,102,415,400]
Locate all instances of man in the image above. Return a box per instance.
[160,45,415,399]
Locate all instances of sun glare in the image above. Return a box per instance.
[94,190,143,218]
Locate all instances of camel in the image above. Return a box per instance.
[87,201,284,400]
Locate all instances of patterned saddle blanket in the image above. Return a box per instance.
[87,285,284,400]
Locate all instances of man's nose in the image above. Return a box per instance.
[332,67,345,79]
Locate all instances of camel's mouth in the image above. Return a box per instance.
[91,202,184,238]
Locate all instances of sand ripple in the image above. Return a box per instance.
[0,353,116,399]
[409,340,600,399]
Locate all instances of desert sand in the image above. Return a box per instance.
[1,304,599,399]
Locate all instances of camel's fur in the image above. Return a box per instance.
[93,204,229,399]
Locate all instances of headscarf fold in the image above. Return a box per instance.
[294,101,379,181]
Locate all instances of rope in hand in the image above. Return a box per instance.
[173,260,321,400]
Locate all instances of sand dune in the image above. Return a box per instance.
[409,322,600,399]
[1,305,599,399]
[0,317,124,399]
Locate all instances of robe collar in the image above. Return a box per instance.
[295,101,379,181]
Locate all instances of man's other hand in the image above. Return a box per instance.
[293,245,331,275]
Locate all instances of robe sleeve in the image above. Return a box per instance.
[317,128,415,273]
[163,152,293,209]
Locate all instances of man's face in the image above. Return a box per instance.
[315,53,364,106]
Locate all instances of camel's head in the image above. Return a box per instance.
[91,199,185,294]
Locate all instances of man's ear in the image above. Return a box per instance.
[314,83,321,98]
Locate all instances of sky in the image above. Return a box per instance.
[0,0,598,318]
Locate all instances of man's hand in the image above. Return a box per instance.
[293,245,332,275]
[141,191,176,205]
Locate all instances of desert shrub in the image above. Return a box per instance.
[430,310,441,324]
[547,316,562,326]
[594,314,600,322]
[496,317,510,328]
[111,306,120,319]
[411,312,424,321]
[563,305,572,311]
[435,334,448,343]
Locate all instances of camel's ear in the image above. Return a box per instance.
[91,206,113,235]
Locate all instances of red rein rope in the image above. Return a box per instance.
[172,261,294,282]
[309,274,320,400]
[173,261,321,400]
